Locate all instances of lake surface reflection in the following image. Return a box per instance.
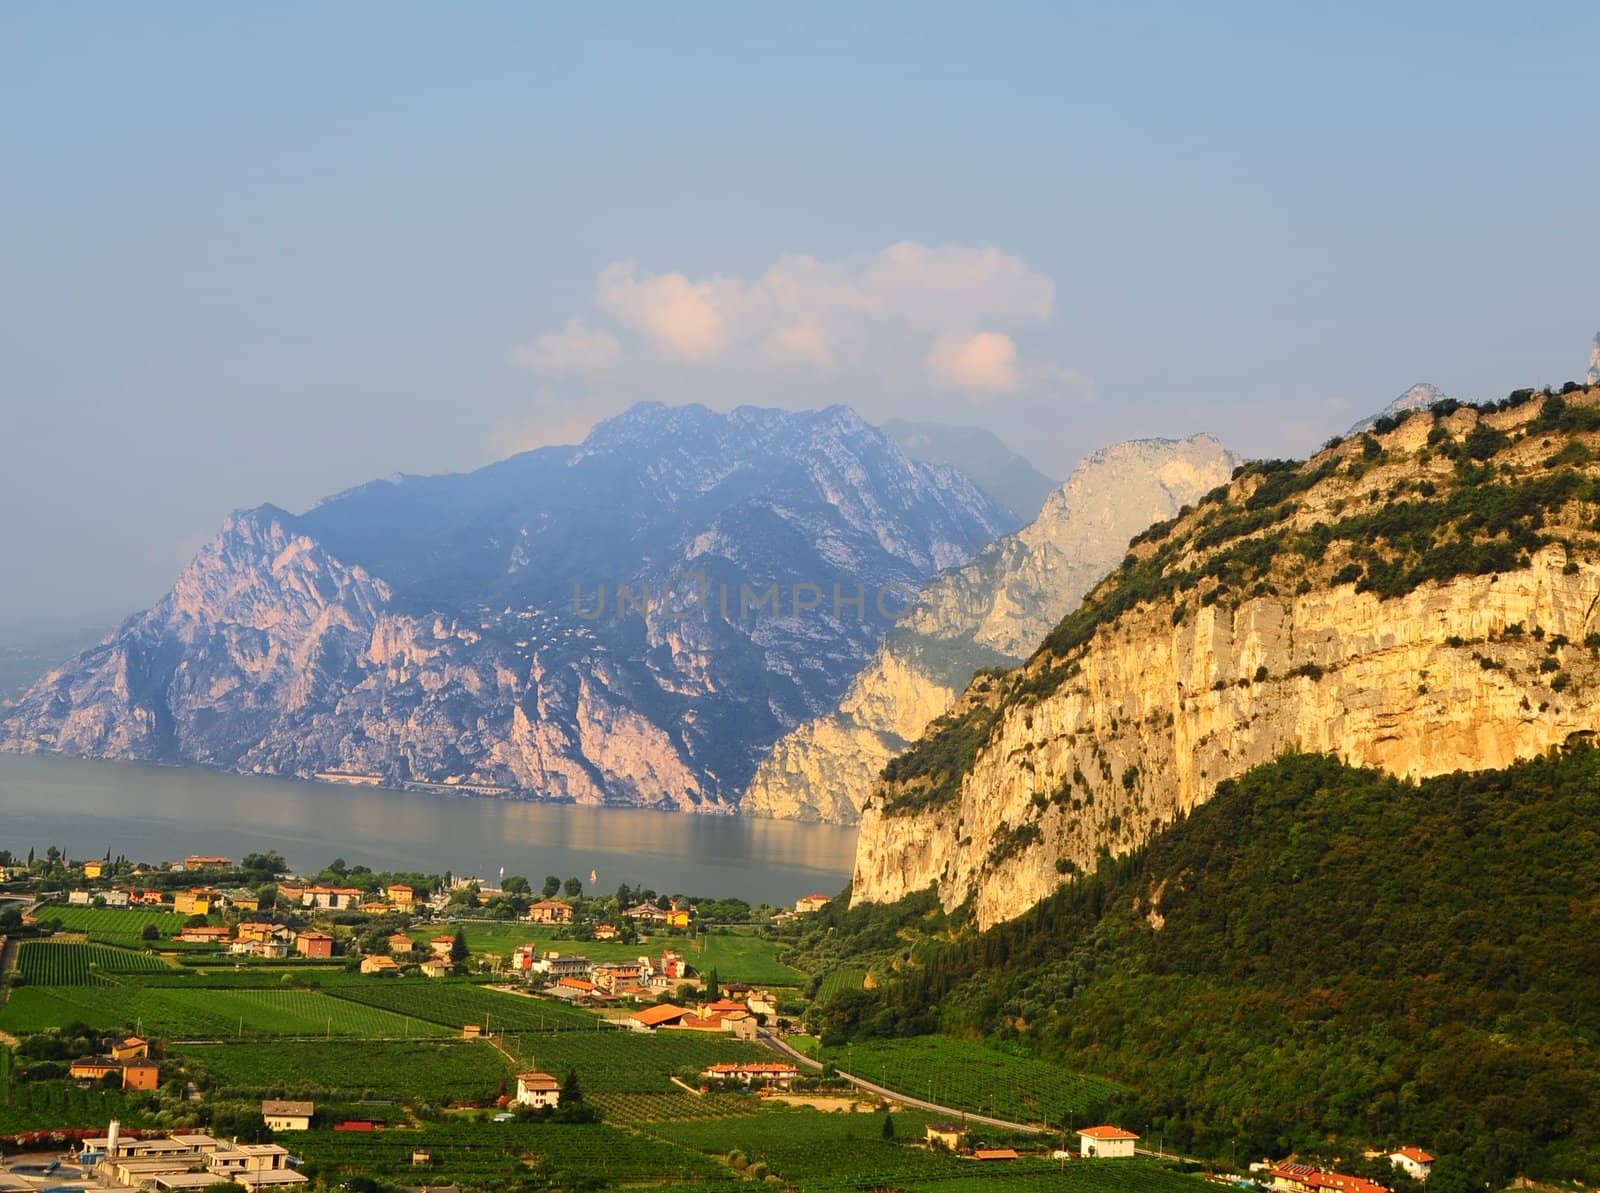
[0,753,856,904]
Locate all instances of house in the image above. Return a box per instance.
[1269,1163,1391,1193]
[237,922,282,944]
[112,1036,150,1061]
[795,893,832,913]
[461,1025,483,1040]
[261,1100,315,1132]
[173,889,217,916]
[552,977,597,1002]
[206,1142,307,1188]
[301,885,363,911]
[527,900,573,925]
[184,855,232,870]
[103,889,129,907]
[1079,1126,1139,1159]
[925,1122,969,1151]
[68,889,92,905]
[665,907,691,928]
[388,932,417,955]
[511,943,539,971]
[226,889,261,912]
[421,960,451,978]
[131,889,168,906]
[386,883,415,907]
[69,1057,122,1080]
[625,902,669,925]
[515,1071,561,1109]
[540,954,593,980]
[177,925,231,944]
[701,1062,798,1088]
[1388,1148,1434,1182]
[296,931,334,958]
[360,955,400,975]
[84,860,104,878]
[122,1058,161,1090]
[973,1149,1019,1161]
[594,923,620,941]
[626,1003,690,1032]
[591,962,642,995]
[429,935,457,958]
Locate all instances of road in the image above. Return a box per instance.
[758,1031,1048,1138]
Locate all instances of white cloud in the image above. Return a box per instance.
[510,318,621,376]
[514,241,1079,403]
[928,332,1020,395]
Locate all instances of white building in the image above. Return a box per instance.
[261,1100,314,1131]
[1389,1147,1434,1181]
[515,1071,561,1109]
[68,889,91,905]
[1078,1125,1139,1158]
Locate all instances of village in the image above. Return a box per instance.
[0,850,1443,1193]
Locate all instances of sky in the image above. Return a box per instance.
[3,1,1598,630]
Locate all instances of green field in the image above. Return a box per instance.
[499,1030,765,1092]
[320,976,601,1033]
[420,923,802,985]
[33,904,188,941]
[814,967,866,1001]
[0,983,452,1039]
[819,1036,1120,1125]
[179,1039,516,1102]
[653,1107,1208,1193]
[295,1120,732,1188]
[14,939,170,985]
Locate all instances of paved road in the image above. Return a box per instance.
[758,1031,1048,1137]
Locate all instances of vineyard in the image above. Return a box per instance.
[500,1031,764,1092]
[588,1091,763,1122]
[0,983,450,1039]
[294,1121,732,1188]
[14,940,169,986]
[178,1040,515,1102]
[818,1036,1121,1125]
[319,976,601,1033]
[34,905,187,942]
[814,968,866,1002]
[0,1052,152,1134]
[654,1108,1208,1192]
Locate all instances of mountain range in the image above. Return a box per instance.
[879,419,1061,521]
[0,403,1015,810]
[741,434,1238,822]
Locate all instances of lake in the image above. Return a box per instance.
[0,753,857,905]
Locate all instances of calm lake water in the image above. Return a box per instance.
[0,753,857,905]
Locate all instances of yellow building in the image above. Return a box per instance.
[83,860,105,879]
[173,890,213,916]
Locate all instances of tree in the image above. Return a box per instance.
[502,875,531,896]
[140,923,160,941]
[563,876,583,899]
[561,1067,584,1105]
[1420,1156,1474,1193]
[703,968,720,1001]
[882,1113,895,1139]
[450,928,469,965]
[542,875,561,899]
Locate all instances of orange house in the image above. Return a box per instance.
[122,1058,160,1090]
[296,931,334,959]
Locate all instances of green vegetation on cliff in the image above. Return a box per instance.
[818,747,1600,1186]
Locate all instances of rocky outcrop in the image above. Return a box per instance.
[1348,382,1448,433]
[851,388,1600,926]
[1,403,1016,810]
[741,435,1239,822]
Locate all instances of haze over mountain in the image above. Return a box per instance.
[1346,381,1449,434]
[879,419,1060,522]
[741,434,1238,823]
[0,403,1015,811]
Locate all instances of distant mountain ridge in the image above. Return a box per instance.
[0,403,1016,811]
[740,433,1239,823]
[1347,382,1449,433]
[881,419,1060,520]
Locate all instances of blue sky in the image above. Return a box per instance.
[3,2,1597,627]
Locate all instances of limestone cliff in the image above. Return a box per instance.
[741,435,1239,822]
[852,386,1600,926]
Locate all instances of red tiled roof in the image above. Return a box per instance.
[1269,1164,1390,1193]
[1391,1147,1434,1164]
[1080,1125,1139,1140]
[973,1149,1018,1160]
[629,1003,689,1026]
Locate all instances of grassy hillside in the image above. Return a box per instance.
[815,747,1600,1186]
